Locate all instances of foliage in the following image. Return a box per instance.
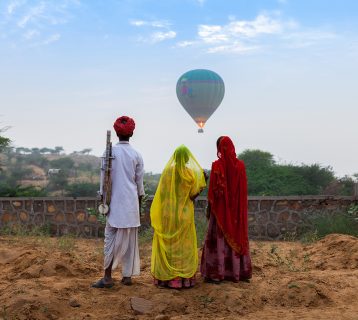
[49,157,75,170]
[87,207,106,225]
[46,170,68,192]
[238,149,335,196]
[310,213,358,238]
[0,184,47,197]
[65,182,99,197]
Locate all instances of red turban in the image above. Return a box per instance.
[113,116,135,136]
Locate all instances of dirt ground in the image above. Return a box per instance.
[0,233,357,320]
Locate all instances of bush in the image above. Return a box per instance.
[0,184,47,197]
[302,206,358,241]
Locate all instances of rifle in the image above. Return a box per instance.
[98,130,114,215]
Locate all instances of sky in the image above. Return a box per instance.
[0,0,357,177]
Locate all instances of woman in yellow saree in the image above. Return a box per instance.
[151,145,206,288]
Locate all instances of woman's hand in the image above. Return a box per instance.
[206,203,211,220]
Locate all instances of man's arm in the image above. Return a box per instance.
[135,154,145,215]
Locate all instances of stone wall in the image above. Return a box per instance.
[0,196,357,240]
[0,197,103,237]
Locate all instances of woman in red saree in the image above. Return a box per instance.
[200,136,252,282]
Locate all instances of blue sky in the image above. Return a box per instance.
[0,0,357,177]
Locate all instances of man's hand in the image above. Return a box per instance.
[97,191,103,202]
[138,195,143,215]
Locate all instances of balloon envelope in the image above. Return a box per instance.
[176,69,225,131]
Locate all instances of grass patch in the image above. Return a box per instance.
[195,213,208,247]
[139,227,153,245]
[300,205,358,243]
[0,223,50,237]
[288,282,300,289]
[57,234,76,251]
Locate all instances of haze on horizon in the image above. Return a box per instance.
[0,0,357,177]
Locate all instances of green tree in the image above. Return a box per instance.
[54,146,64,154]
[238,149,336,196]
[46,170,68,193]
[49,157,75,170]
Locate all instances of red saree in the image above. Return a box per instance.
[201,136,251,281]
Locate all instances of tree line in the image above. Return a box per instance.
[0,130,356,197]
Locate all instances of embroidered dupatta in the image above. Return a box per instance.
[208,136,249,255]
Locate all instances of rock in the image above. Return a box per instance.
[69,299,81,307]
[130,296,153,315]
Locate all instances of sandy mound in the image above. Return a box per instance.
[0,234,357,320]
[305,234,358,270]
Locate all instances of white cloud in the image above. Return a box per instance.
[23,29,39,40]
[198,14,283,44]
[130,19,171,29]
[207,42,259,54]
[7,0,26,15]
[151,31,176,43]
[2,0,80,47]
[17,2,46,28]
[176,40,195,48]
[130,18,176,44]
[178,12,335,54]
[42,33,60,44]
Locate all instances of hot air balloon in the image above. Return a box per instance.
[176,69,225,133]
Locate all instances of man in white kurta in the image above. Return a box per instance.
[93,115,144,288]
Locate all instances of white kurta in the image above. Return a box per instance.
[100,141,145,228]
[100,140,144,275]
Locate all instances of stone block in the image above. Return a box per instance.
[3,201,12,211]
[12,201,23,208]
[33,200,44,213]
[65,212,75,224]
[259,200,273,212]
[273,200,288,212]
[1,212,13,224]
[47,204,56,213]
[290,212,301,223]
[288,201,302,211]
[66,200,75,211]
[75,200,86,210]
[267,223,279,239]
[19,211,29,222]
[76,210,87,222]
[258,224,267,236]
[278,211,290,223]
[32,213,45,225]
[25,200,32,211]
[269,212,277,223]
[54,200,65,210]
[55,212,65,223]
[248,200,259,213]
[88,215,97,223]
[257,211,269,224]
[248,224,259,237]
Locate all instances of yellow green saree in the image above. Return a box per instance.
[150,145,206,287]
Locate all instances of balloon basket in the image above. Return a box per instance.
[198,128,204,133]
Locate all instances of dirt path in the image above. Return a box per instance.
[0,234,357,319]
